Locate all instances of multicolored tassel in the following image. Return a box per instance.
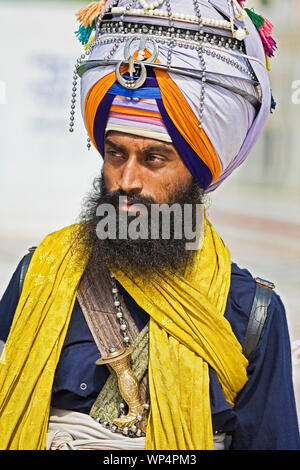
[245,8,277,58]
[75,1,108,45]
[85,31,96,51]
[76,1,108,27]
[270,92,277,113]
[75,22,96,45]
[265,54,271,72]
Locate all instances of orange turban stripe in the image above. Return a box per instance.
[154,69,221,184]
[84,70,118,152]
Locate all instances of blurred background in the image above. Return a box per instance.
[0,0,300,421]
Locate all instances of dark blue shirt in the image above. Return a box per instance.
[0,256,299,450]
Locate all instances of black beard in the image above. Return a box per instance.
[75,172,204,281]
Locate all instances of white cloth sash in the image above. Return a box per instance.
[45,408,226,450]
[45,408,146,450]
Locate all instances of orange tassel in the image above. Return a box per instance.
[76,1,107,28]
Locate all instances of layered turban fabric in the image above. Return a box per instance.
[80,0,271,191]
[105,96,172,144]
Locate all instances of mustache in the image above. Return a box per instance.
[99,188,157,209]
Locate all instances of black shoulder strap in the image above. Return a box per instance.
[18,247,37,297]
[243,277,275,359]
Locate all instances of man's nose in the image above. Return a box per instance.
[119,155,143,194]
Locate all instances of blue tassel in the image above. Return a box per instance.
[270,92,277,113]
[75,21,95,45]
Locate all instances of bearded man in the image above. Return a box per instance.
[0,0,299,451]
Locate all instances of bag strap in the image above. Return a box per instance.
[18,247,37,298]
[17,251,274,359]
[243,277,275,359]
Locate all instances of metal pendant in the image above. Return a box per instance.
[115,34,159,89]
[116,56,147,89]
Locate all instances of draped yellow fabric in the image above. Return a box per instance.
[0,217,248,450]
[111,217,249,449]
[0,226,90,450]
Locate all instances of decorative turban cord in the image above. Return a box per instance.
[0,215,248,450]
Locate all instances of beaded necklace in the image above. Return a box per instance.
[92,272,149,438]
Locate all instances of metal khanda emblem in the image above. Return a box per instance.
[115,34,159,89]
[96,347,148,432]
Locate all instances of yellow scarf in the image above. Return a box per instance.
[0,217,248,450]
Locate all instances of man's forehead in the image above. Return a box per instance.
[105,131,176,152]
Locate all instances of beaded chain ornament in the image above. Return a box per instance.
[69,0,276,145]
[69,0,277,144]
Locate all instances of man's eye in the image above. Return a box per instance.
[107,150,123,158]
[146,155,164,162]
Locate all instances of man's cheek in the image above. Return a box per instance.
[103,165,117,193]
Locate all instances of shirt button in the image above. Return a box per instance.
[80,382,87,391]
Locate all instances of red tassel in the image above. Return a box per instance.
[259,15,277,57]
